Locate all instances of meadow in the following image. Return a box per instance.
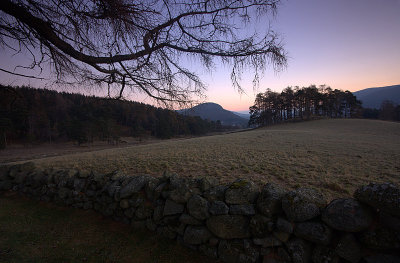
[30,119,400,200]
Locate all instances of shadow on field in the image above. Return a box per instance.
[0,192,219,263]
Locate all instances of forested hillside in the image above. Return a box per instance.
[0,86,222,148]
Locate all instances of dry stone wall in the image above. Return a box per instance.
[1,162,400,263]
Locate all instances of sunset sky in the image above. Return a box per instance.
[0,0,399,112]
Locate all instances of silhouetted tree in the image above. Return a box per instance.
[0,0,286,105]
[249,85,361,126]
[380,100,397,121]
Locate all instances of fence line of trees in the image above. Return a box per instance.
[362,100,400,121]
[0,86,228,148]
[249,85,362,126]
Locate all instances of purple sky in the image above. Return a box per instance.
[1,0,399,111]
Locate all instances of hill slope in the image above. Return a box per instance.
[354,84,400,109]
[0,86,215,144]
[233,111,250,119]
[178,102,248,127]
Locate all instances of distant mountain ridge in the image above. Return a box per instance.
[354,84,400,109]
[177,102,248,127]
[233,111,250,119]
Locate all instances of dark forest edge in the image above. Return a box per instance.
[0,86,239,149]
[248,85,400,127]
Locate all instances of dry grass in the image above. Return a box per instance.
[29,119,400,200]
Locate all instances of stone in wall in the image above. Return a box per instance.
[354,183,400,217]
[163,199,184,216]
[359,225,400,250]
[321,198,373,232]
[187,194,210,220]
[209,200,229,215]
[225,179,259,205]
[249,215,273,238]
[183,226,212,245]
[311,246,339,263]
[294,221,332,245]
[204,185,227,202]
[218,239,259,263]
[335,233,362,263]
[282,188,326,222]
[206,215,251,239]
[119,175,150,198]
[286,238,312,263]
[257,183,286,217]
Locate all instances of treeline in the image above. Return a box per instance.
[249,85,362,126]
[362,100,400,121]
[0,86,228,148]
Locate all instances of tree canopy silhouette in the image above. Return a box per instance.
[249,85,362,126]
[0,0,287,105]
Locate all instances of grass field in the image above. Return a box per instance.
[0,192,217,263]
[27,119,400,200]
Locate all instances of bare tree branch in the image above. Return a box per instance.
[0,67,45,79]
[0,0,287,105]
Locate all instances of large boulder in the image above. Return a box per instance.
[282,188,326,222]
[321,198,373,232]
[335,234,361,263]
[225,179,259,205]
[294,221,332,245]
[257,183,286,217]
[187,194,210,220]
[354,183,400,217]
[206,215,251,239]
[119,175,150,198]
[183,226,212,245]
